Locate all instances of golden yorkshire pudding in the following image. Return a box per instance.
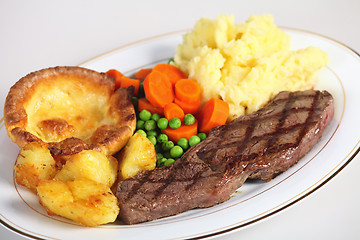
[4,66,136,156]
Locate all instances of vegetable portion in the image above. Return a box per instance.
[198,97,229,133]
[135,68,152,80]
[152,63,187,87]
[138,98,164,115]
[143,70,174,107]
[107,62,229,168]
[106,69,123,89]
[175,78,202,103]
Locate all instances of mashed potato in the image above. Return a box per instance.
[174,14,328,120]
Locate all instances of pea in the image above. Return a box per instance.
[198,132,207,141]
[177,138,189,150]
[168,58,174,64]
[169,118,181,129]
[184,114,195,125]
[144,119,157,131]
[139,109,151,121]
[157,133,168,143]
[189,135,201,147]
[164,158,175,166]
[151,113,160,122]
[170,146,183,159]
[157,157,167,167]
[147,130,158,137]
[136,129,147,137]
[162,141,174,151]
[156,153,163,160]
[157,118,169,130]
[136,120,145,129]
[147,135,157,145]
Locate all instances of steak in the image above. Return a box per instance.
[116,90,334,224]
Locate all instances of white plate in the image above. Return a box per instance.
[1,28,360,240]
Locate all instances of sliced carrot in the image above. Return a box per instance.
[198,98,229,133]
[143,70,174,108]
[106,69,123,90]
[135,68,152,80]
[152,64,187,87]
[164,102,185,121]
[174,97,201,115]
[137,98,164,115]
[120,76,140,95]
[162,120,198,142]
[175,79,201,103]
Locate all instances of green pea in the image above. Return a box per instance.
[177,138,189,150]
[136,129,147,137]
[157,133,168,143]
[169,118,181,129]
[147,130,158,137]
[184,114,195,125]
[170,146,183,159]
[164,158,175,166]
[167,58,174,64]
[162,141,174,151]
[189,135,201,147]
[197,132,207,141]
[156,153,163,160]
[157,157,167,167]
[151,113,160,122]
[136,120,145,129]
[147,135,157,145]
[157,118,169,130]
[139,109,151,121]
[144,119,157,131]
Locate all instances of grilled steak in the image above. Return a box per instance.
[116,90,334,224]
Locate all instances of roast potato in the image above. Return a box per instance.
[15,142,57,192]
[55,150,118,187]
[4,66,136,156]
[37,178,119,227]
[117,133,156,180]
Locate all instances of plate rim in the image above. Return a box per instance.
[1,27,360,240]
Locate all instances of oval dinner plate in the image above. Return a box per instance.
[1,28,360,240]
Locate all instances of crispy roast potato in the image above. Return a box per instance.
[15,142,57,192]
[117,133,156,180]
[4,66,136,156]
[55,150,118,187]
[37,178,119,227]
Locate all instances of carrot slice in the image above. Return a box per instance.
[162,120,198,142]
[135,68,152,80]
[143,70,174,108]
[120,76,140,95]
[137,98,164,115]
[175,79,201,103]
[164,102,185,121]
[198,98,229,133]
[174,97,201,115]
[152,64,187,87]
[106,69,123,90]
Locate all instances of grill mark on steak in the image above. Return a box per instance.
[116,90,334,224]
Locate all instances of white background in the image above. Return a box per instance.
[1,0,359,239]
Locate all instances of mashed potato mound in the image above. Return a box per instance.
[174,14,328,120]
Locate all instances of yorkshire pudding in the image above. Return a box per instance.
[4,66,136,156]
